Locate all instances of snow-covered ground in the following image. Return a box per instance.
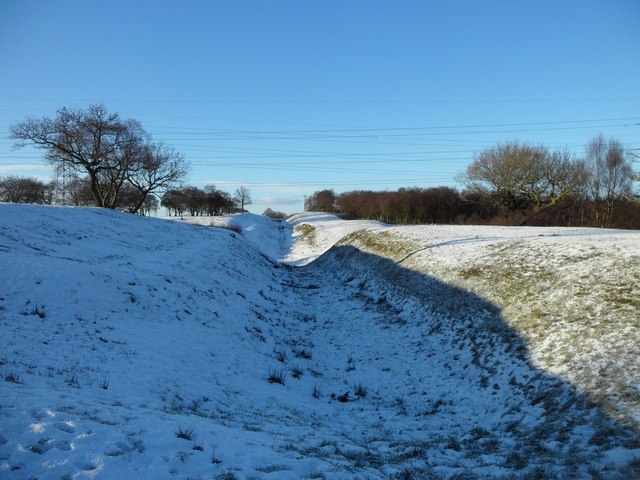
[168,212,386,264]
[1,206,639,479]
[325,224,640,425]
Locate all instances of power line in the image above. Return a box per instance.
[196,177,452,188]
[145,117,640,136]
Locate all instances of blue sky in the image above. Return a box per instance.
[1,0,639,214]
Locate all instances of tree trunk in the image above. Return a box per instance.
[88,174,107,208]
[517,198,559,226]
[130,189,150,215]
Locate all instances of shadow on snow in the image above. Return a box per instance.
[305,244,639,476]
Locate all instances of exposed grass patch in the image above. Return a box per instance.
[273,348,287,363]
[294,223,317,246]
[214,472,239,480]
[4,371,22,384]
[254,463,292,473]
[504,450,527,470]
[293,348,312,360]
[304,471,326,479]
[353,382,367,399]
[338,230,416,261]
[215,224,242,234]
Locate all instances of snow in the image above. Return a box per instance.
[167,212,386,264]
[283,213,387,265]
[171,212,292,261]
[1,205,639,479]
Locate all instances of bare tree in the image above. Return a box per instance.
[585,135,634,227]
[10,105,188,213]
[139,193,159,216]
[182,186,206,216]
[161,189,187,217]
[263,208,287,219]
[305,189,336,212]
[126,142,189,214]
[233,186,252,212]
[11,106,132,208]
[64,175,95,206]
[461,142,586,225]
[336,190,379,219]
[203,185,234,216]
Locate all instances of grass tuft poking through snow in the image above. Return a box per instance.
[175,425,196,441]
[267,368,287,385]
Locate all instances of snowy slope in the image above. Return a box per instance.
[0,205,304,479]
[170,213,292,261]
[283,212,387,265]
[166,212,385,264]
[1,206,639,479]
[327,225,640,427]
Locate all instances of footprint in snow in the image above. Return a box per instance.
[55,439,72,451]
[74,458,100,472]
[54,421,75,433]
[30,408,55,421]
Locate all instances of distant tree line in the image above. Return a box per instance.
[161,185,252,217]
[0,176,54,205]
[306,187,483,224]
[0,175,257,219]
[160,185,252,217]
[161,185,234,216]
[306,137,639,229]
